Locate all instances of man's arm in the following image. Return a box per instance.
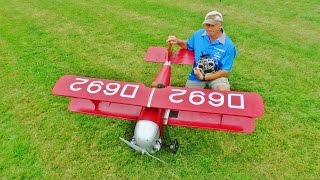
[167,35,188,49]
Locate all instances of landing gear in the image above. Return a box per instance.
[153,139,162,152]
[170,139,179,154]
[164,125,179,154]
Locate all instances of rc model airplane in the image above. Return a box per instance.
[52,45,264,163]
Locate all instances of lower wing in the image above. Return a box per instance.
[68,98,142,121]
[167,110,255,133]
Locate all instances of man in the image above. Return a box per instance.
[167,11,236,91]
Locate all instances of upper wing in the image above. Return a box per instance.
[53,75,264,132]
[153,86,263,133]
[53,75,152,107]
[151,86,264,118]
[52,75,149,121]
[53,75,263,118]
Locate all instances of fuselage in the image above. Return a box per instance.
[133,61,172,153]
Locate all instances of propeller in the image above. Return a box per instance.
[119,137,166,164]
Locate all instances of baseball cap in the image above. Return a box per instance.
[202,11,223,25]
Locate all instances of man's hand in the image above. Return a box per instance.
[167,35,187,49]
[167,35,179,45]
[193,67,204,80]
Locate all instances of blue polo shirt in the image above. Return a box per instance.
[187,29,236,81]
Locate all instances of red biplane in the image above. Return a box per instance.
[52,46,264,163]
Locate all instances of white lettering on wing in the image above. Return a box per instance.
[228,94,245,109]
[120,84,139,98]
[167,89,245,110]
[70,78,89,91]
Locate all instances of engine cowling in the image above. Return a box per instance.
[134,120,160,153]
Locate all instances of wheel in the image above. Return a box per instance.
[170,139,179,154]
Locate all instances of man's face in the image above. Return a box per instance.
[204,23,221,37]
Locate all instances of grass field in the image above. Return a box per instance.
[0,0,319,179]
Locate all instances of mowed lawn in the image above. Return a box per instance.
[0,0,319,179]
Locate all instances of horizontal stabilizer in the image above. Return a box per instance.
[171,49,194,65]
[145,46,194,65]
[144,47,168,63]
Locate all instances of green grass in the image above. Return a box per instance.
[0,0,319,179]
